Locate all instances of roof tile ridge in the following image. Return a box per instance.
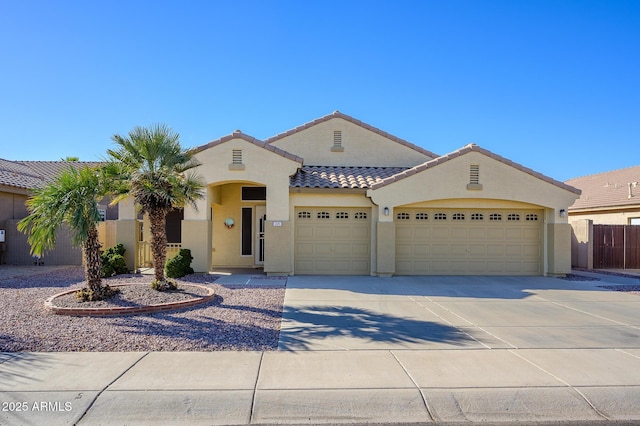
[565,164,640,183]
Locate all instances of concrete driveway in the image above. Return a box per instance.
[279,273,640,350]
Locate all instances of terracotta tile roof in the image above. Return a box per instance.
[265,111,439,159]
[194,130,304,163]
[370,143,581,194]
[566,165,640,211]
[0,159,102,190]
[291,165,408,189]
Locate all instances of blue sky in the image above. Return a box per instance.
[1,0,638,181]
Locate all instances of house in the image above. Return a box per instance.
[0,158,115,265]
[566,165,640,225]
[566,165,640,270]
[116,111,580,276]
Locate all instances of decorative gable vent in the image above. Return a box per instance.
[467,164,482,190]
[331,130,344,152]
[229,149,245,170]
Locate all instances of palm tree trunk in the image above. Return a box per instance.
[83,225,103,296]
[149,208,168,285]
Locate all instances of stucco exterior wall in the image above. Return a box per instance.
[570,219,593,269]
[270,118,432,167]
[368,152,578,220]
[211,183,264,268]
[569,209,640,225]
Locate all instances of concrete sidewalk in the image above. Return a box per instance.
[2,270,640,424]
[2,348,640,425]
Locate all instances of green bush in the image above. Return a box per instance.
[165,248,194,278]
[101,243,128,277]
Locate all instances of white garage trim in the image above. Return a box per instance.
[295,207,371,275]
[396,208,543,275]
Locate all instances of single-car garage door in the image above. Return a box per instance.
[396,208,542,275]
[295,207,371,274]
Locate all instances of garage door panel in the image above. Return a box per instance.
[396,227,414,239]
[432,228,450,239]
[295,208,370,275]
[396,208,542,275]
[431,244,450,256]
[469,228,486,239]
[487,228,505,239]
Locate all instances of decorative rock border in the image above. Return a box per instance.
[44,284,215,317]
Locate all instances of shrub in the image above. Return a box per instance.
[101,243,128,277]
[165,248,194,278]
[76,285,120,302]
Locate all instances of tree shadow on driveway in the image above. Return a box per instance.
[278,305,475,350]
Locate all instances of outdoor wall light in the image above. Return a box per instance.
[384,207,389,216]
[224,218,235,229]
[559,209,567,218]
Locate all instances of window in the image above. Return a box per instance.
[471,213,484,221]
[298,211,311,219]
[354,212,368,220]
[452,213,465,221]
[397,212,410,220]
[98,209,106,222]
[232,150,243,164]
[415,212,428,220]
[525,214,539,221]
[336,211,349,219]
[508,213,521,221]
[317,211,330,219]
[434,213,447,220]
[241,207,252,256]
[631,218,640,225]
[242,186,266,201]
[489,213,502,221]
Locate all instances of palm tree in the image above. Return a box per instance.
[18,166,116,301]
[107,124,204,291]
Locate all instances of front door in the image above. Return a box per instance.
[255,206,266,265]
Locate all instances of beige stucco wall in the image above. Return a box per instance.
[570,219,593,269]
[270,117,432,167]
[193,136,300,221]
[210,183,265,269]
[368,152,578,219]
[569,209,640,225]
[367,151,580,276]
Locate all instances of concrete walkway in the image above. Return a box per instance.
[2,270,640,425]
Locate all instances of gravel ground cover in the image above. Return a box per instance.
[0,267,285,352]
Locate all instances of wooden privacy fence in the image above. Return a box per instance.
[593,225,640,269]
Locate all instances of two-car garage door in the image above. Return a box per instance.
[293,207,543,275]
[396,208,543,275]
[295,207,371,274]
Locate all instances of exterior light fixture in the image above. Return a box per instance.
[559,209,567,218]
[384,207,389,216]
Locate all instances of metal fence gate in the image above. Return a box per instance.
[593,225,640,269]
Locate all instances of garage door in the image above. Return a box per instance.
[396,208,542,275]
[295,207,371,274]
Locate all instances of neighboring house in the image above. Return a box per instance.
[116,111,580,276]
[566,165,640,225]
[0,158,114,265]
[566,165,640,270]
